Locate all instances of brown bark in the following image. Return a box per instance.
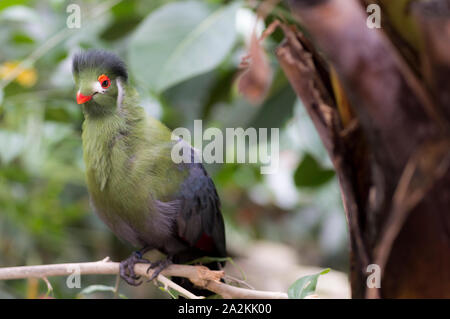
[277,0,450,298]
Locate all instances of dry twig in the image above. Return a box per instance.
[0,259,288,299]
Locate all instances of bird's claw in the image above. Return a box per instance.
[119,251,152,286]
[146,257,172,282]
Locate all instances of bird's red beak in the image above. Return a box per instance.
[76,92,93,104]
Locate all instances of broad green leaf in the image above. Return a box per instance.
[288,268,330,299]
[294,153,335,188]
[129,1,240,92]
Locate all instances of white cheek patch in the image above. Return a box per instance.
[116,78,124,110]
[93,81,106,94]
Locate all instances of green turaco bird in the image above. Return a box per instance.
[72,49,226,290]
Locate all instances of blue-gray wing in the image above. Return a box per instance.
[175,161,226,258]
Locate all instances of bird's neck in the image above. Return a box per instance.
[81,92,145,191]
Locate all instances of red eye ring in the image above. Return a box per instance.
[98,74,111,89]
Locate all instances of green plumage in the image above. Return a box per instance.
[72,50,226,289]
[81,83,185,239]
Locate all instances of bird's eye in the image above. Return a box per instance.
[98,74,111,89]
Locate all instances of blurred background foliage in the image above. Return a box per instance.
[0,0,348,298]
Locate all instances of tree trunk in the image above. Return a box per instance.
[276,0,450,298]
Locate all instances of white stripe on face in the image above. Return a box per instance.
[116,78,124,109]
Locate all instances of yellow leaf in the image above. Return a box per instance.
[377,0,421,51]
[0,61,37,87]
[330,66,354,128]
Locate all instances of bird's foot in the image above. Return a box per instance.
[146,256,173,282]
[119,251,152,286]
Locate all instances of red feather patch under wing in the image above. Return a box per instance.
[195,233,215,252]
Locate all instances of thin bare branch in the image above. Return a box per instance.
[0,259,288,299]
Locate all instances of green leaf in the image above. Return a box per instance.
[288,268,330,299]
[12,32,34,44]
[78,285,127,299]
[294,153,335,188]
[128,1,240,92]
[0,1,31,12]
[159,286,180,299]
[0,5,39,22]
[249,84,297,138]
